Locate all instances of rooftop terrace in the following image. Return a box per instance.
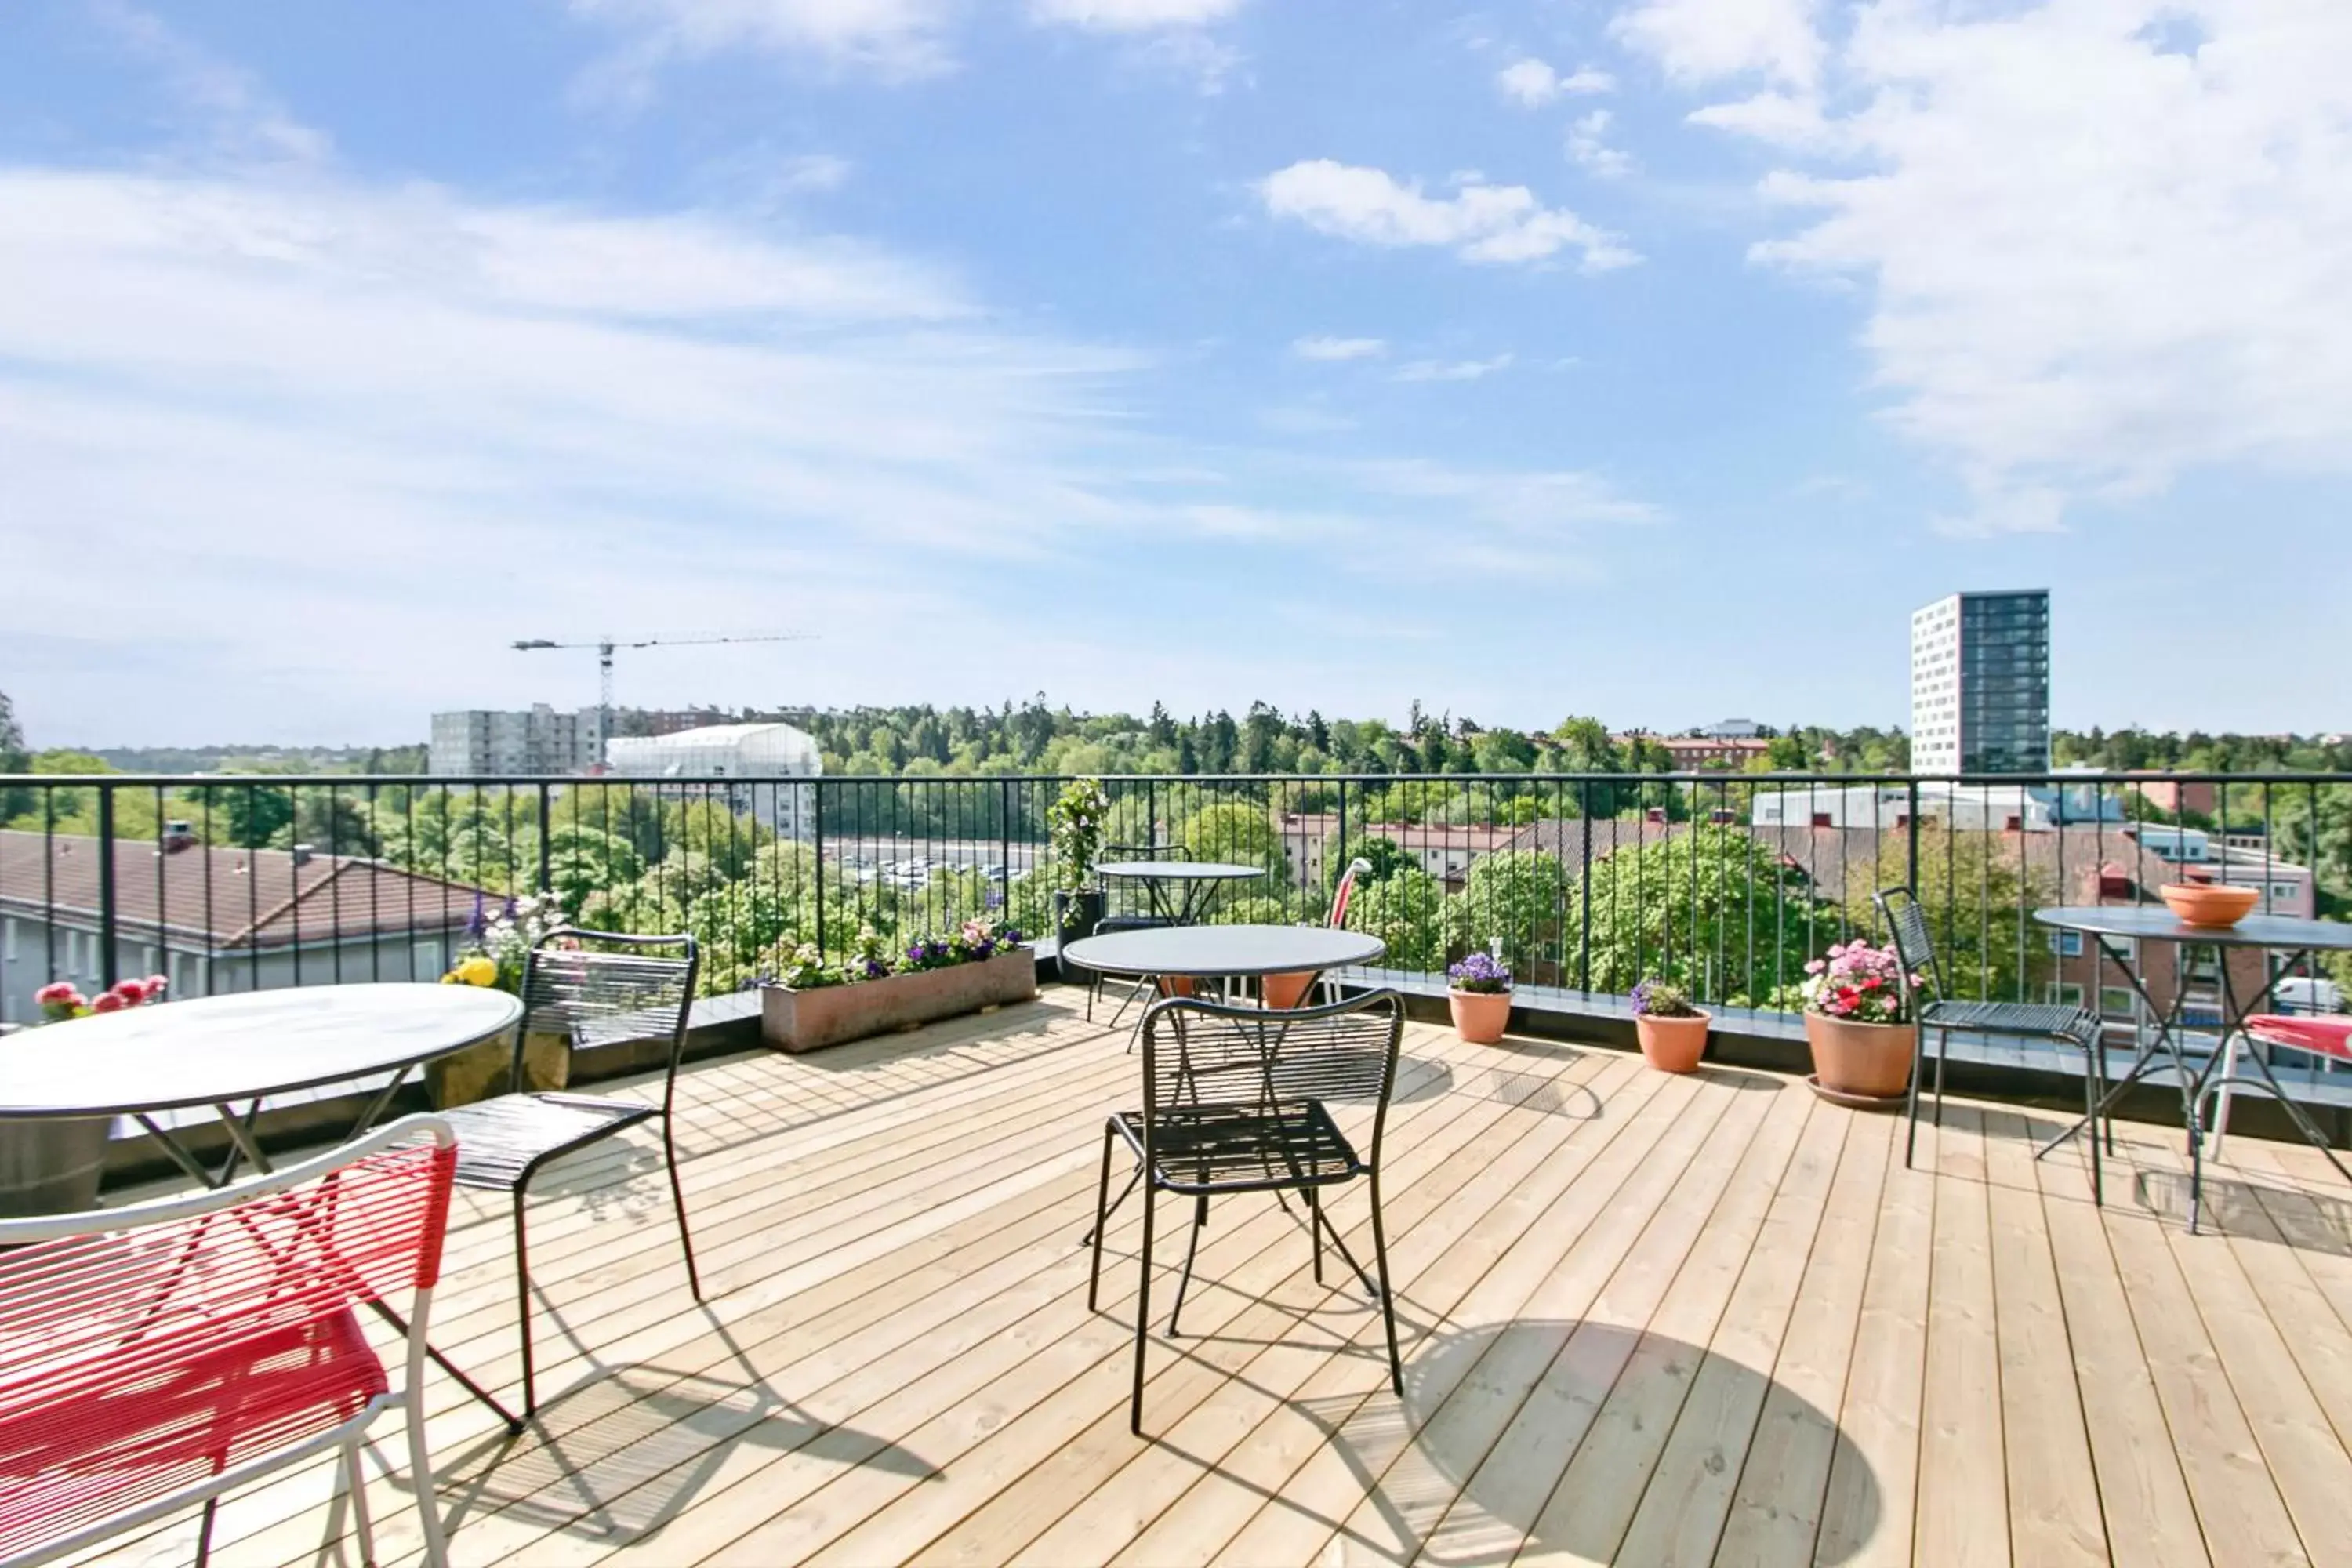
[75,990,2352,1568]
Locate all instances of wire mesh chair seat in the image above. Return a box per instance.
[439,928,701,1421]
[1109,1100,1362,1194]
[1089,989,1406,1436]
[1875,886,2107,1200]
[0,1118,458,1568]
[442,1092,658,1189]
[1917,998,2101,1040]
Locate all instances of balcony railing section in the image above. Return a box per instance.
[2,771,2347,1044]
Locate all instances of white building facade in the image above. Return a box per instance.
[603,722,824,839]
[430,706,604,776]
[1910,590,2052,776]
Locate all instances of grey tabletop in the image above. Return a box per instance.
[1062,924,1386,978]
[0,983,523,1118]
[1095,861,1268,882]
[2034,906,2352,950]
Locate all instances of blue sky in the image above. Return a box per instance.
[2,0,2347,747]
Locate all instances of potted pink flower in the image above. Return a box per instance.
[1630,979,1709,1073]
[1798,941,1917,1102]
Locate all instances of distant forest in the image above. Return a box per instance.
[2,688,2346,779]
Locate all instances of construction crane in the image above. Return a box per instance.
[510,632,815,760]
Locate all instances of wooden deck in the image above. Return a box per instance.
[80,993,2352,1567]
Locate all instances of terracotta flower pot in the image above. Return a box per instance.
[1450,989,1512,1045]
[1261,971,1317,1011]
[1634,1011,1710,1073]
[1803,1013,1916,1101]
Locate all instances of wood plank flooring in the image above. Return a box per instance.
[74,993,2352,1567]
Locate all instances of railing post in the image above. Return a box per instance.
[536,783,554,896]
[1907,779,1922,897]
[814,779,828,956]
[1577,779,1593,993]
[96,785,119,989]
[999,778,1012,916]
[1337,779,1348,873]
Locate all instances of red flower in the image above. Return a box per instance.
[1860,977,1882,990]
[89,992,128,1014]
[144,974,169,996]
[111,979,148,1004]
[34,982,77,1006]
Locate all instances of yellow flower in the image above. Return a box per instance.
[439,971,459,984]
[452,956,498,988]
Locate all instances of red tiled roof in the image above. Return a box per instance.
[0,833,493,949]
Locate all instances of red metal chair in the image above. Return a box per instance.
[0,1117,459,1568]
[2207,1014,2352,1162]
[1261,858,1373,1011]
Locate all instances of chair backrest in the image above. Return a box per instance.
[1872,885,1944,1007]
[0,1118,456,1559]
[1328,858,1371,929]
[1137,990,1406,1174]
[514,927,698,1093]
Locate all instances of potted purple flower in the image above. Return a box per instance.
[1446,950,1513,1044]
[1798,940,1917,1102]
[1630,978,1709,1073]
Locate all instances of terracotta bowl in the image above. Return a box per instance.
[2159,882,2259,927]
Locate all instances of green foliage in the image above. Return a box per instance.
[1047,777,1109,909]
[1565,825,1833,1000]
[1443,850,1570,974]
[1847,827,2057,1004]
[1343,866,1446,972]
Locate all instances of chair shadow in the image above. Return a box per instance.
[423,1365,938,1545]
[1690,1065,1788,1094]
[1260,1322,1881,1568]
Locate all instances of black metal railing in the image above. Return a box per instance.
[2,770,2347,1038]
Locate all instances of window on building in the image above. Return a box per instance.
[2100,986,2136,1018]
[412,938,445,980]
[2046,982,2085,1008]
[2047,931,2083,957]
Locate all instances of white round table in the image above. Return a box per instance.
[0,983,521,1185]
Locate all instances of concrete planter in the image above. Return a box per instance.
[763,948,1038,1054]
[426,1028,572,1109]
[0,1116,112,1218]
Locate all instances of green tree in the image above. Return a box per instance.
[1444,849,1570,976]
[0,691,29,822]
[1844,826,2057,1005]
[1343,866,1446,972]
[1565,826,1833,1004]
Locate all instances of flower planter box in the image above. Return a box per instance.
[763,948,1038,1054]
[0,1116,112,1218]
[426,1029,572,1110]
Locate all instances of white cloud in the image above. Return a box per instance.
[565,0,956,88]
[1030,0,1247,30]
[1496,57,1614,107]
[1673,0,2352,528]
[1258,159,1637,270]
[0,160,1659,736]
[1611,0,1823,90]
[85,0,332,164]
[1392,353,1514,383]
[1566,109,1632,178]
[1291,336,1386,361]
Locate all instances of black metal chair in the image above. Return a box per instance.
[1089,989,1406,1436]
[437,928,701,1421]
[1875,887,2107,1200]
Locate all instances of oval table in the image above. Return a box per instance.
[0,983,522,1189]
[1064,924,1386,983]
[2034,906,2352,1231]
[1094,862,1267,925]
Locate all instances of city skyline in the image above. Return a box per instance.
[3,1,2348,746]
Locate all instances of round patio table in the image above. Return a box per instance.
[1064,924,1385,982]
[2034,906,2352,1230]
[1094,861,1266,924]
[0,983,522,1188]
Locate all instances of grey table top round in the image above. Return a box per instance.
[1062,924,1386,978]
[1095,861,1267,882]
[2034,906,2352,950]
[0,983,523,1118]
